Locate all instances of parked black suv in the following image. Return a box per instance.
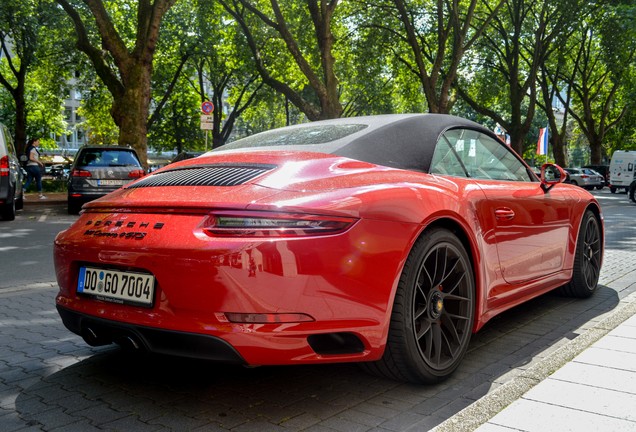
[67,146,145,214]
[0,124,24,221]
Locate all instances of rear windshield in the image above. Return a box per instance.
[218,124,368,151]
[77,149,141,167]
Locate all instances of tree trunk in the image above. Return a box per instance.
[57,0,175,170]
[551,135,567,167]
[110,65,151,168]
[589,139,603,165]
[14,86,28,155]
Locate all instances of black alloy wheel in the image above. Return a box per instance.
[362,228,474,384]
[560,210,602,298]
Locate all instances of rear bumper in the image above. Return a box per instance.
[57,305,247,363]
[53,210,414,365]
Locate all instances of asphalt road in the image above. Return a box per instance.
[0,189,635,431]
[0,200,77,288]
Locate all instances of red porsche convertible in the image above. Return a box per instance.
[54,114,603,384]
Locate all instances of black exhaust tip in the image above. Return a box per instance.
[81,326,112,346]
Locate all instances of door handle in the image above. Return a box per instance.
[495,208,515,221]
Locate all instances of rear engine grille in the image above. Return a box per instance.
[126,164,275,188]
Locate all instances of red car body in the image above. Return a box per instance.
[54,114,603,383]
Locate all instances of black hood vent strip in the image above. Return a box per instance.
[126,164,276,188]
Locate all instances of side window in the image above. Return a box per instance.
[429,135,468,177]
[431,129,532,182]
[2,126,17,157]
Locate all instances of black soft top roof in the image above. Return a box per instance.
[213,114,491,172]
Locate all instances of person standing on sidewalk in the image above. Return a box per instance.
[23,138,47,199]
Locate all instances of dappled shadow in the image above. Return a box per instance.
[13,284,622,431]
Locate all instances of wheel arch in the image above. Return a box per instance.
[582,202,604,262]
[409,216,483,333]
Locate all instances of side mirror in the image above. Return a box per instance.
[540,163,566,193]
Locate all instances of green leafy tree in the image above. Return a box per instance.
[0,0,68,154]
[218,0,347,121]
[457,0,582,156]
[360,0,504,114]
[187,0,265,148]
[554,2,635,164]
[56,0,178,168]
[144,0,200,153]
[76,78,119,145]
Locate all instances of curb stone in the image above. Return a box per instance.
[432,290,636,432]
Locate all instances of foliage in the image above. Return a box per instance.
[56,0,178,168]
[75,77,119,145]
[3,0,636,165]
[0,0,70,152]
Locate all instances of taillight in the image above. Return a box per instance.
[581,175,589,179]
[128,169,145,179]
[71,168,92,177]
[201,211,357,237]
[0,156,9,177]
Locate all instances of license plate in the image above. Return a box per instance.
[77,267,155,307]
[98,179,127,186]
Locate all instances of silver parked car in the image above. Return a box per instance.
[67,146,145,214]
[0,123,24,221]
[564,167,604,190]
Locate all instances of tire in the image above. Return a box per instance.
[68,198,81,215]
[559,210,602,298]
[610,187,616,194]
[629,183,636,203]
[1,186,16,221]
[15,192,23,211]
[361,228,475,384]
[571,180,578,186]
[1,199,16,221]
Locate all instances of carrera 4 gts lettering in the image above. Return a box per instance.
[82,219,165,240]
[83,230,147,239]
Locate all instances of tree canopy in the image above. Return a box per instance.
[0,0,633,165]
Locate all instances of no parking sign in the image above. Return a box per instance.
[201,101,214,114]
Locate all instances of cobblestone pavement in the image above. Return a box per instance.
[1,198,635,431]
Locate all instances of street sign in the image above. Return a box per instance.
[201,101,214,114]
[200,114,214,130]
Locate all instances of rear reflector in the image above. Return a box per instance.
[222,312,314,324]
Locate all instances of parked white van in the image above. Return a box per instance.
[609,150,636,193]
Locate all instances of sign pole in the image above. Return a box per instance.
[200,101,215,151]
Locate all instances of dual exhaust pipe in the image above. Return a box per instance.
[82,325,142,351]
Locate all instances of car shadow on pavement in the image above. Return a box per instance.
[13,285,620,431]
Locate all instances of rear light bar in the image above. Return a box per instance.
[71,169,92,177]
[128,169,145,179]
[0,156,9,177]
[201,211,357,237]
